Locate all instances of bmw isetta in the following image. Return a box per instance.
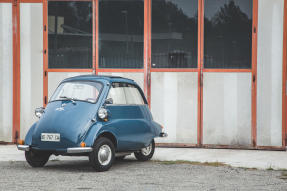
[17,75,167,171]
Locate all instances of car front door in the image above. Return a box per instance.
[105,82,153,151]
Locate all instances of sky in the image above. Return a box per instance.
[165,0,252,19]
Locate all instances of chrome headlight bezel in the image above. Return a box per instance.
[98,107,108,120]
[35,107,44,118]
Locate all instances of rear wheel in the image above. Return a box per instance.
[134,140,155,161]
[25,150,50,167]
[89,137,115,172]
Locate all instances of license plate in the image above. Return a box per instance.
[41,133,60,142]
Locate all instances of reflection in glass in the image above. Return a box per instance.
[204,0,252,68]
[99,0,144,68]
[48,1,92,68]
[152,0,198,68]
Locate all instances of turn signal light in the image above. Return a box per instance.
[18,139,24,145]
[80,142,86,147]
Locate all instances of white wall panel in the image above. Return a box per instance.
[48,72,92,99]
[257,0,284,146]
[0,3,13,142]
[203,73,252,145]
[151,72,198,144]
[98,72,144,90]
[20,3,43,139]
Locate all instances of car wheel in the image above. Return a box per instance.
[25,150,50,167]
[134,139,155,161]
[89,137,115,172]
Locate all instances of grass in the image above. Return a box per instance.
[267,166,274,171]
[153,160,229,167]
[153,160,265,170]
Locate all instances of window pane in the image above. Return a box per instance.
[107,83,144,105]
[151,0,198,68]
[50,81,102,103]
[48,1,92,68]
[99,0,144,69]
[204,0,252,69]
[107,86,127,105]
[124,86,144,104]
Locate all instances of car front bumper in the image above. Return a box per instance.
[17,145,93,153]
[159,132,168,137]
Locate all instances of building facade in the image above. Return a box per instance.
[0,0,286,150]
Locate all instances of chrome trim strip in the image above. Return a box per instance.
[17,145,30,151]
[67,147,93,153]
[115,152,131,157]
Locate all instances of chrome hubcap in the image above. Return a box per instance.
[98,144,112,165]
[141,143,152,156]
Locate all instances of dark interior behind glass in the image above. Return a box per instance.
[99,0,144,69]
[48,1,92,68]
[204,0,252,69]
[152,0,198,68]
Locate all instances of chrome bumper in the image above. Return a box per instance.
[159,132,168,137]
[67,147,93,153]
[17,145,30,151]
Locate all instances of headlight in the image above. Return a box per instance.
[98,107,108,120]
[35,107,44,118]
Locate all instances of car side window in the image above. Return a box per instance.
[107,83,145,105]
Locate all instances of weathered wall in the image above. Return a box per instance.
[20,3,43,139]
[257,0,284,146]
[203,73,252,145]
[151,72,198,144]
[0,3,13,142]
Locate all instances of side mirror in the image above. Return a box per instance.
[35,107,45,118]
[105,98,113,105]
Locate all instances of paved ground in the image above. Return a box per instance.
[2,146,287,190]
[2,145,287,170]
[1,158,287,191]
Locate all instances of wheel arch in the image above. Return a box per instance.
[95,131,118,149]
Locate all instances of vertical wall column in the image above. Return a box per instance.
[257,0,285,147]
[144,0,151,104]
[20,2,43,139]
[251,0,258,147]
[43,0,48,107]
[12,0,20,143]
[283,0,287,147]
[0,2,13,143]
[93,0,98,74]
[197,0,204,146]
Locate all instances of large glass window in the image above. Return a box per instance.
[48,1,92,68]
[204,0,252,69]
[151,0,198,68]
[99,0,144,69]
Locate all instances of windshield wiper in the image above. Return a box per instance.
[60,96,76,104]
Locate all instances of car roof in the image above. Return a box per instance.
[62,74,137,85]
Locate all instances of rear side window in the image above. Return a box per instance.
[107,83,145,105]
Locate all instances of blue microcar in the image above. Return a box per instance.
[17,75,167,171]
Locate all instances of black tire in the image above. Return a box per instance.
[89,137,115,172]
[25,150,50,167]
[134,140,155,161]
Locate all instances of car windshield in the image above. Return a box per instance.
[50,81,102,103]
